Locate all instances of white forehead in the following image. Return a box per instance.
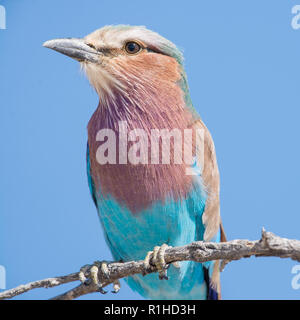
[85,25,183,64]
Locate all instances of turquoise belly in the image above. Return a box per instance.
[94,182,210,299]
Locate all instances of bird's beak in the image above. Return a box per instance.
[43,38,99,63]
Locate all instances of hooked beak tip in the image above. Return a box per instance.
[43,38,100,63]
[43,40,51,48]
[43,40,55,49]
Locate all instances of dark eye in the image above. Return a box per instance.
[125,42,141,54]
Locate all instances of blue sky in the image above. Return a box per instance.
[1,0,300,300]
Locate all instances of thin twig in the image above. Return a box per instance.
[0,273,79,299]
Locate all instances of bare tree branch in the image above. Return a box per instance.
[0,273,79,300]
[1,229,300,300]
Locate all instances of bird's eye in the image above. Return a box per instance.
[125,42,142,54]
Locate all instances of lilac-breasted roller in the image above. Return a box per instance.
[43,25,226,300]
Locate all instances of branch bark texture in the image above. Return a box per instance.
[1,229,299,300]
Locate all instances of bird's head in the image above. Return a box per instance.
[43,25,187,104]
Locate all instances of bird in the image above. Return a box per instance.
[43,25,226,300]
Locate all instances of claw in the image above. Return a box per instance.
[79,261,110,294]
[100,261,110,279]
[112,280,121,294]
[143,251,153,275]
[156,244,169,280]
[90,265,100,285]
[98,286,108,294]
[79,264,90,285]
[144,244,170,280]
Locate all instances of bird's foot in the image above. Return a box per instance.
[143,244,170,280]
[79,260,111,294]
